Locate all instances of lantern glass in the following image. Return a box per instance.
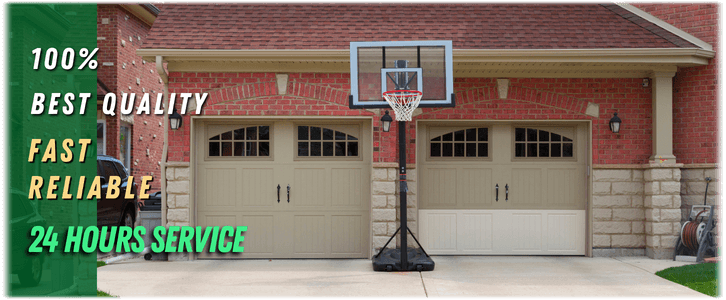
[169,109,183,130]
[609,112,622,133]
[380,110,393,132]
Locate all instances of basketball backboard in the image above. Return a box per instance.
[349,40,454,109]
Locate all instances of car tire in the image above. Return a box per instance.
[18,256,42,287]
[121,209,134,229]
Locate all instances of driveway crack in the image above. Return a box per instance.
[419,272,428,297]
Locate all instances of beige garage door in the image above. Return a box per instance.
[195,120,371,259]
[418,123,588,255]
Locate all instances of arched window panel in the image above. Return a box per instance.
[430,128,489,158]
[297,126,359,157]
[208,125,270,157]
[514,127,573,158]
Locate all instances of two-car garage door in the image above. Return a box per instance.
[195,120,370,259]
[418,123,588,255]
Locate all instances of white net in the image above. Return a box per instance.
[382,90,423,122]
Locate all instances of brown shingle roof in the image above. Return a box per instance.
[143,4,696,50]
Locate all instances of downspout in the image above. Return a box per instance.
[156,55,169,226]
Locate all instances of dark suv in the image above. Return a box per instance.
[97,155,137,228]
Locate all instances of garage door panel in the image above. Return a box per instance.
[420,212,458,253]
[331,215,364,254]
[459,213,494,252]
[509,168,543,208]
[509,213,543,252]
[293,215,327,255]
[331,168,363,208]
[201,168,238,208]
[239,215,276,255]
[241,168,276,207]
[197,214,243,259]
[422,168,457,207]
[292,168,327,207]
[547,168,585,209]
[460,169,494,208]
[546,213,585,253]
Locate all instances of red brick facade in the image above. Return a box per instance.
[167,73,657,165]
[632,4,719,165]
[97,4,164,192]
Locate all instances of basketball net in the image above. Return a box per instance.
[382,90,423,122]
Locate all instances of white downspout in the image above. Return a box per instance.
[156,55,169,226]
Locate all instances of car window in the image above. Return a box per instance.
[97,161,103,176]
[113,162,128,179]
[101,161,119,178]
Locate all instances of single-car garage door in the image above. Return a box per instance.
[418,122,588,255]
[195,120,371,258]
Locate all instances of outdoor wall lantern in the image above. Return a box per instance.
[169,109,183,130]
[381,110,393,132]
[609,112,622,133]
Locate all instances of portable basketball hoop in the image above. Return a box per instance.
[382,90,423,122]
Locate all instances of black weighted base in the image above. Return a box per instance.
[372,248,435,272]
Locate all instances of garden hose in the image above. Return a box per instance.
[681,210,707,251]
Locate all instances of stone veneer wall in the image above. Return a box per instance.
[371,165,419,254]
[592,168,646,256]
[165,162,191,261]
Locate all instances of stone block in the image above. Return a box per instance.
[631,196,644,208]
[644,182,659,195]
[388,169,397,181]
[175,167,190,180]
[373,236,395,250]
[372,209,396,222]
[612,235,645,248]
[407,169,417,182]
[592,195,631,208]
[632,170,644,182]
[593,221,631,234]
[592,182,611,195]
[166,167,175,181]
[660,235,679,249]
[388,222,398,235]
[673,169,681,181]
[593,209,612,220]
[593,235,611,247]
[660,209,681,222]
[645,208,660,222]
[646,235,660,247]
[657,181,679,195]
[632,222,645,234]
[612,182,643,195]
[407,181,417,195]
[372,222,387,236]
[651,222,672,235]
[175,195,189,208]
[645,169,672,181]
[167,180,190,194]
[372,195,388,208]
[704,169,718,180]
[592,248,618,257]
[372,168,388,181]
[646,248,674,260]
[687,182,710,195]
[167,208,189,222]
[612,208,644,221]
[681,169,704,181]
[407,194,417,208]
[387,195,397,207]
[646,195,674,208]
[167,194,176,208]
[372,181,396,195]
[593,170,631,182]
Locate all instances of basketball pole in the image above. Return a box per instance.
[398,119,408,270]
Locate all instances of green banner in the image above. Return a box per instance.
[8,4,97,296]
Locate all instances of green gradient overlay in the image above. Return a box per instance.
[8,4,97,296]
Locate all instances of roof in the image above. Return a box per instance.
[143,4,698,50]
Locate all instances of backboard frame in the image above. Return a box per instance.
[349,40,455,109]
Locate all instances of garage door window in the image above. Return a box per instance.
[208,126,270,157]
[514,127,573,158]
[297,126,359,157]
[430,128,489,158]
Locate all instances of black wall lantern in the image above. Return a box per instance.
[380,110,393,132]
[169,109,183,130]
[609,112,622,133]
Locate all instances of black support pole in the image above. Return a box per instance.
[398,120,408,270]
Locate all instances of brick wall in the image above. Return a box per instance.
[97,4,164,192]
[167,73,655,166]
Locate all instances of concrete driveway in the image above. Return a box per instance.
[97,256,707,297]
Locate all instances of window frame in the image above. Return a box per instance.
[97,119,106,156]
[510,125,577,162]
[204,123,274,161]
[426,126,493,162]
[293,123,363,161]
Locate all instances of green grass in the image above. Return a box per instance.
[97,261,114,297]
[656,263,719,297]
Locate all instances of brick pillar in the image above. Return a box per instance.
[644,163,683,259]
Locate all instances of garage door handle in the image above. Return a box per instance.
[287,184,290,203]
[505,184,509,201]
[277,184,280,203]
[495,184,499,202]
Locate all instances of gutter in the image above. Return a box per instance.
[156,56,168,227]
